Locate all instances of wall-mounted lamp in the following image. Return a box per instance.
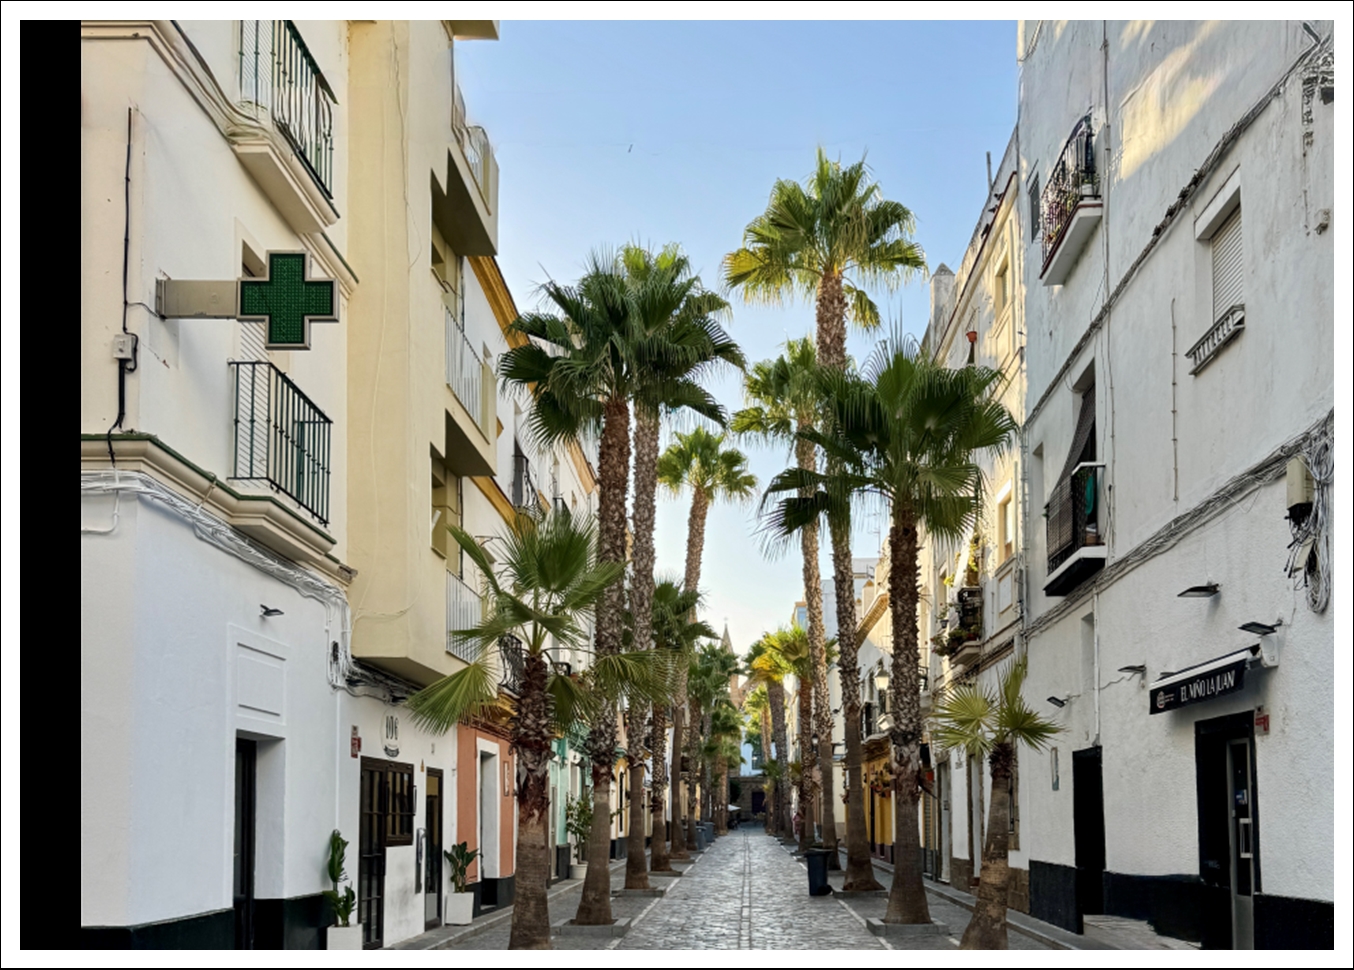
[1239,619,1283,636]
[874,665,890,692]
[1047,696,1067,708]
[1177,583,1220,598]
[260,604,284,617]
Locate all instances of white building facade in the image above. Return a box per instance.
[81,18,600,950]
[1014,20,1334,949]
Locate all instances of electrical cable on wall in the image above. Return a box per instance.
[81,469,418,702]
[1285,412,1332,613]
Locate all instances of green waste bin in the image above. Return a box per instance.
[805,848,832,896]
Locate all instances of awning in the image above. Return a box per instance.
[1149,644,1259,715]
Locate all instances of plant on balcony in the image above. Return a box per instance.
[931,657,1061,949]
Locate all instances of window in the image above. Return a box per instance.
[1028,174,1041,240]
[995,258,1010,313]
[998,490,1016,564]
[431,460,462,567]
[1211,206,1243,324]
[1188,172,1245,374]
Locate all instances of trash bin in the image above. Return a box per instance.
[694,827,707,851]
[805,848,832,896]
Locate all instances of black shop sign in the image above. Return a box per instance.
[1150,653,1251,715]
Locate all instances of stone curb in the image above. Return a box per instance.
[552,916,632,938]
[404,859,627,950]
[867,917,950,937]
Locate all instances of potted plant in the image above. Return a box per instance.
[443,841,479,925]
[321,830,361,950]
[564,792,592,880]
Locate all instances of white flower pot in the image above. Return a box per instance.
[445,891,475,926]
[326,924,363,950]
[569,862,589,881]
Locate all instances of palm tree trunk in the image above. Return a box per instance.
[577,754,615,923]
[685,695,702,848]
[767,680,789,836]
[671,485,709,858]
[509,651,554,949]
[961,744,1014,949]
[715,755,729,835]
[884,504,932,924]
[811,281,847,869]
[625,405,661,889]
[832,510,881,890]
[796,680,813,851]
[669,699,689,858]
[649,704,673,871]
[576,394,630,926]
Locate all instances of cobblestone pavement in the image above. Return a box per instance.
[620,830,884,950]
[438,831,1055,950]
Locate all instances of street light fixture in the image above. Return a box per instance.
[874,665,890,692]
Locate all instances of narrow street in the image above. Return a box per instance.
[436,830,1055,950]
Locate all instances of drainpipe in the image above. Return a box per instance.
[1092,589,1102,747]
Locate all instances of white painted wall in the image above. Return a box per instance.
[1016,19,1334,906]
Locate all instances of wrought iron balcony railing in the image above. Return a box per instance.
[1040,114,1099,271]
[230,361,332,524]
[1046,463,1103,574]
[446,569,483,663]
[511,451,538,511]
[239,21,336,196]
[497,635,525,696]
[445,306,484,427]
[453,83,496,208]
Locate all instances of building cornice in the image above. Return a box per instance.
[471,473,516,526]
[80,433,355,585]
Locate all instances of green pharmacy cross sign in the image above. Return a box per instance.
[155,251,339,350]
[239,252,338,349]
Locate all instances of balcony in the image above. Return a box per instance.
[1044,462,1107,596]
[442,303,495,477]
[432,83,499,256]
[1040,115,1101,286]
[496,635,525,697]
[511,449,543,512]
[446,569,483,663]
[235,21,339,233]
[230,361,332,524]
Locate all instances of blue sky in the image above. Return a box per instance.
[457,20,1018,655]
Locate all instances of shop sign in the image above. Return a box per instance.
[1149,649,1253,715]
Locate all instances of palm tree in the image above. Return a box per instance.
[725,150,926,880]
[688,641,739,835]
[765,334,1017,923]
[405,510,656,949]
[647,579,716,870]
[707,701,743,835]
[497,252,646,924]
[745,634,793,836]
[657,427,756,854]
[931,658,1060,948]
[619,243,742,888]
